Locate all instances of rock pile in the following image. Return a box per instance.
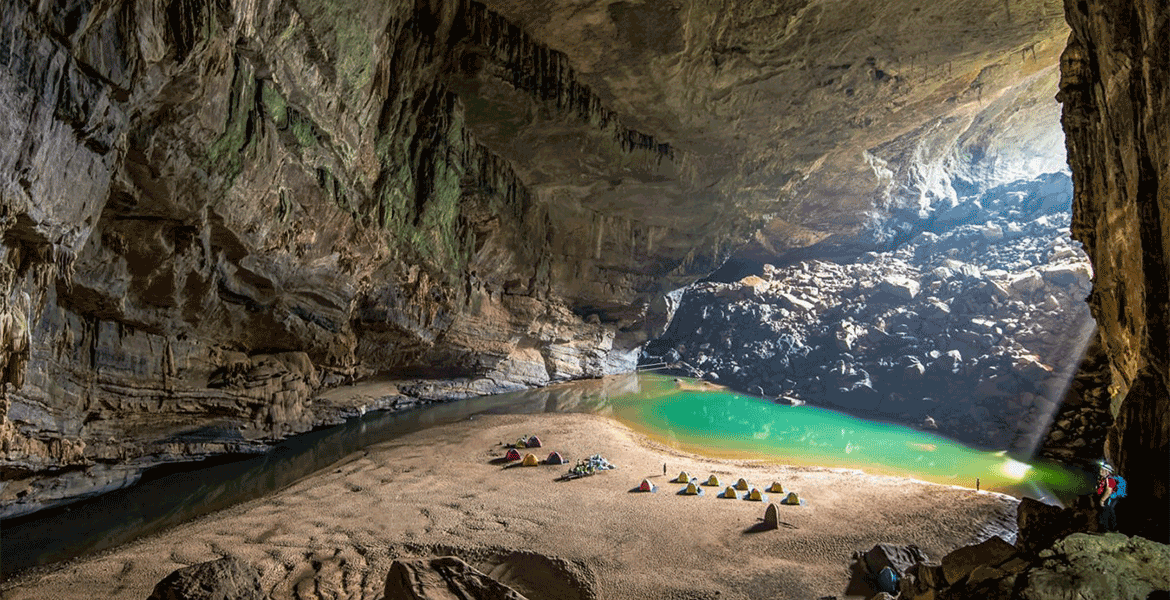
[851,529,1170,600]
[644,173,1097,451]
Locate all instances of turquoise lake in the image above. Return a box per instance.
[576,374,1093,499]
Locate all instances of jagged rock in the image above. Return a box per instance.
[880,276,921,300]
[940,535,1016,587]
[147,557,268,600]
[1019,534,1170,600]
[1061,0,1170,541]
[1037,263,1092,287]
[1015,497,1097,554]
[1008,271,1045,295]
[776,292,815,313]
[858,543,930,577]
[385,556,529,600]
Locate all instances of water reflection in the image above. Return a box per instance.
[0,372,1088,580]
[1,380,633,579]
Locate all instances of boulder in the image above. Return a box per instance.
[860,543,930,577]
[1015,355,1054,380]
[147,557,268,600]
[776,292,815,312]
[1009,271,1044,295]
[880,276,920,300]
[941,535,1016,586]
[921,298,952,321]
[1015,497,1097,554]
[1020,533,1170,600]
[1037,262,1092,287]
[385,556,529,600]
[935,350,963,375]
[764,503,780,529]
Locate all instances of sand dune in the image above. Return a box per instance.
[1,413,1017,600]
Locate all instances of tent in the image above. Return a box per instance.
[515,437,529,448]
[683,481,702,495]
[526,435,542,448]
[746,487,766,502]
[767,481,785,494]
[522,453,539,466]
[721,486,738,499]
[782,492,802,505]
[638,479,656,492]
[504,448,522,461]
[674,471,690,484]
[734,478,750,491]
[704,475,720,486]
[545,451,566,465]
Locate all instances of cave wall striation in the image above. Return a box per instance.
[1059,0,1169,542]
[0,0,729,518]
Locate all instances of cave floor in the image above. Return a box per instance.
[0,413,1018,600]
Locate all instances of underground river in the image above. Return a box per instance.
[0,373,1093,580]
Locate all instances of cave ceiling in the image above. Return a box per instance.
[458,0,1071,260]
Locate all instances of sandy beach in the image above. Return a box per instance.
[1,413,1018,600]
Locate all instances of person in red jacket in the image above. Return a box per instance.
[1096,461,1119,532]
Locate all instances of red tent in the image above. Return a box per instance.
[504,448,522,461]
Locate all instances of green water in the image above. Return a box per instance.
[587,374,1092,499]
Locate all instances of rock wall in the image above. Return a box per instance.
[1058,0,1169,542]
[0,0,727,518]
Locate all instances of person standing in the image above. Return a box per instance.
[1096,461,1120,532]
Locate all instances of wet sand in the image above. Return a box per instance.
[0,413,1017,600]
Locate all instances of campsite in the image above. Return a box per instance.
[3,412,1018,600]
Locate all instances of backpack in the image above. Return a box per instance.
[1113,475,1128,499]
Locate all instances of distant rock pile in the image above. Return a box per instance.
[644,173,1099,452]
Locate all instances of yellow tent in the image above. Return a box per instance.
[767,481,785,494]
[747,488,764,501]
[683,481,701,495]
[734,478,750,491]
[522,453,539,466]
[722,486,738,499]
[675,471,690,484]
[705,475,720,486]
[782,492,801,505]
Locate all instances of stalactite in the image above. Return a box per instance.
[455,0,674,164]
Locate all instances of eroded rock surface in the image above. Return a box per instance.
[1059,0,1170,542]
[147,557,268,600]
[385,557,528,600]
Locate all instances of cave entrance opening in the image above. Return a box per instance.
[641,171,1101,477]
